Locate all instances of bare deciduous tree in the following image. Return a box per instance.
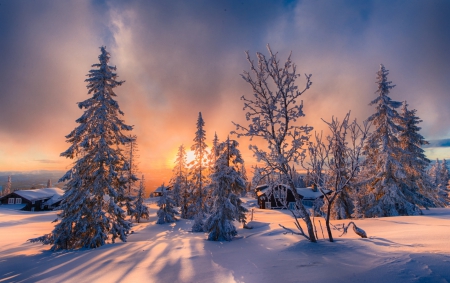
[306,112,369,242]
[233,45,316,242]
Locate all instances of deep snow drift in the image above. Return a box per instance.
[1,198,449,283]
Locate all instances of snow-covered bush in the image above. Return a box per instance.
[156,184,179,224]
[132,175,149,223]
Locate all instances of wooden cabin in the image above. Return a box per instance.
[256,184,330,210]
[0,188,64,211]
[153,185,172,197]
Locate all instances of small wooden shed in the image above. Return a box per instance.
[256,184,330,210]
[0,188,64,211]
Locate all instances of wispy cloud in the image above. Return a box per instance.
[424,139,450,148]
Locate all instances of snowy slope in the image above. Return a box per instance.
[0,198,449,283]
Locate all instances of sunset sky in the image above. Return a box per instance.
[1,0,450,187]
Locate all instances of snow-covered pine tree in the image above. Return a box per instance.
[439,159,450,205]
[123,135,139,215]
[30,47,133,250]
[239,163,250,196]
[170,145,188,208]
[47,179,52,188]
[5,175,11,195]
[205,133,220,211]
[156,184,179,224]
[361,65,426,217]
[428,159,441,186]
[132,175,149,223]
[204,137,247,241]
[190,112,209,232]
[209,132,220,169]
[232,46,317,242]
[398,102,437,207]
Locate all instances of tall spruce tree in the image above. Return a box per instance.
[362,65,424,217]
[190,112,208,231]
[30,47,134,250]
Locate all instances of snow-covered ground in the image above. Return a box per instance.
[1,198,449,283]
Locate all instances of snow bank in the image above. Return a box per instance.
[0,199,449,282]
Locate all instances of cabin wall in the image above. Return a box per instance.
[0,192,30,206]
[0,192,55,211]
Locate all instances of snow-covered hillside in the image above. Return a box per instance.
[1,199,449,283]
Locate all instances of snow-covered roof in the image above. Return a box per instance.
[14,188,64,202]
[42,192,64,206]
[256,189,267,197]
[154,185,171,193]
[295,187,330,199]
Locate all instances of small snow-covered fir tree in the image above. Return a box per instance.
[204,137,247,241]
[428,159,441,187]
[190,112,209,231]
[361,65,426,217]
[4,175,12,195]
[156,184,179,224]
[124,135,139,215]
[438,159,450,205]
[205,133,220,210]
[208,132,220,170]
[30,47,133,250]
[170,145,188,208]
[439,159,449,187]
[132,175,149,223]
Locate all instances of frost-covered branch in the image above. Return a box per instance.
[331,221,368,238]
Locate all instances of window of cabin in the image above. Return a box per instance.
[8,198,15,204]
[265,202,271,209]
[15,198,22,204]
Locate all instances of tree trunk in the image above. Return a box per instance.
[289,181,316,242]
[326,201,334,242]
